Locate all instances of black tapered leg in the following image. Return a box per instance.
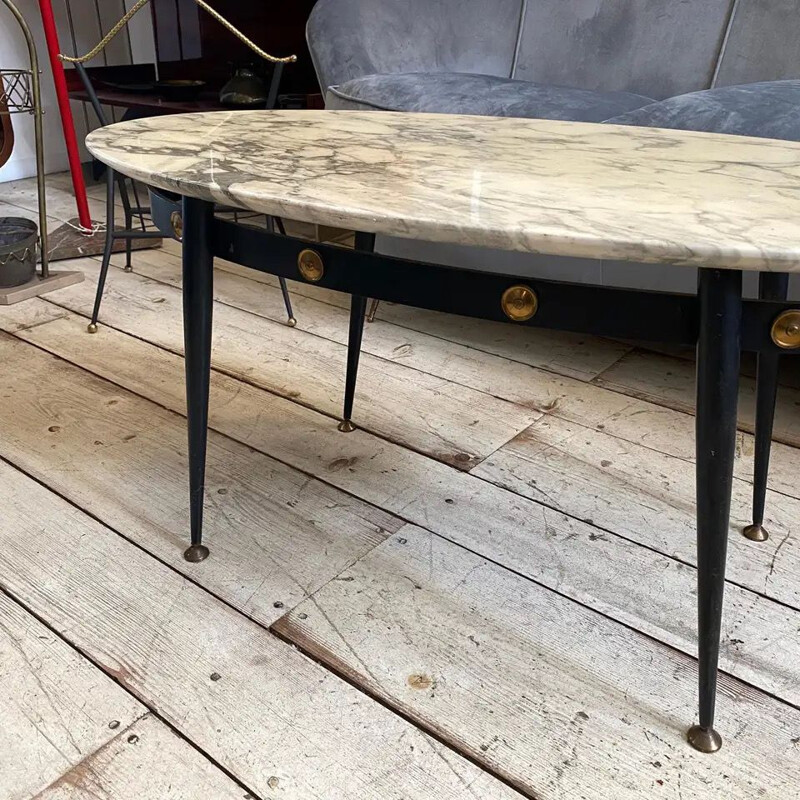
[689,268,742,753]
[338,232,375,432]
[267,216,295,325]
[88,167,117,333]
[279,277,296,326]
[744,273,789,542]
[339,294,368,433]
[182,197,215,563]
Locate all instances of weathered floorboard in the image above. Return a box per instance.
[0,179,111,229]
[595,348,800,448]
[0,591,146,800]
[472,414,800,611]
[43,257,540,468]
[275,526,800,800]
[0,332,397,626]
[0,457,524,800]
[34,715,247,800]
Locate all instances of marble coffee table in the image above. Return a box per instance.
[86,110,800,755]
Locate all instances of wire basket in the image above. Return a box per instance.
[0,69,35,114]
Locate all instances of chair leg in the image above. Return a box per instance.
[88,167,117,333]
[182,198,215,563]
[688,268,742,754]
[339,231,375,432]
[744,272,789,542]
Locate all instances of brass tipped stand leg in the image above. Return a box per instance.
[690,268,743,754]
[339,232,375,433]
[181,197,215,563]
[184,544,210,563]
[687,725,723,754]
[744,273,791,542]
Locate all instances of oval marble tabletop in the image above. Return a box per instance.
[86,110,800,271]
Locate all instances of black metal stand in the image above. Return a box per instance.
[181,198,215,563]
[687,268,742,754]
[744,273,790,542]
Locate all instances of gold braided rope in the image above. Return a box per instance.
[59,0,296,64]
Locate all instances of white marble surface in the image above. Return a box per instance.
[86,110,800,271]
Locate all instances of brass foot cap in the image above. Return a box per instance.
[338,419,356,433]
[687,725,722,753]
[87,323,98,334]
[184,544,210,563]
[123,265,133,273]
[743,523,769,542]
[287,317,297,328]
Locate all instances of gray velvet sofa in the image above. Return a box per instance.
[307,0,800,296]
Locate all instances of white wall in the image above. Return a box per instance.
[0,0,68,181]
[0,0,155,183]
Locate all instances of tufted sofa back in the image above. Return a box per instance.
[513,0,732,99]
[309,0,800,100]
[307,0,525,94]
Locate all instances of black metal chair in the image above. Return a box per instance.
[74,63,295,333]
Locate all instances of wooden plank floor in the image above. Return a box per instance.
[1,173,799,798]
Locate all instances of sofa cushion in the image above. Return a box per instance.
[327,72,654,122]
[605,80,800,141]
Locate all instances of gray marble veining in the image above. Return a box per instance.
[86,110,800,271]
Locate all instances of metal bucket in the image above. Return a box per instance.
[0,216,37,287]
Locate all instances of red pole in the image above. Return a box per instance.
[37,0,93,230]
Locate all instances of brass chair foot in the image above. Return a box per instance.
[687,725,722,753]
[287,317,297,328]
[184,544,210,563]
[87,323,98,334]
[743,523,769,542]
[338,419,356,433]
[123,265,133,273]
